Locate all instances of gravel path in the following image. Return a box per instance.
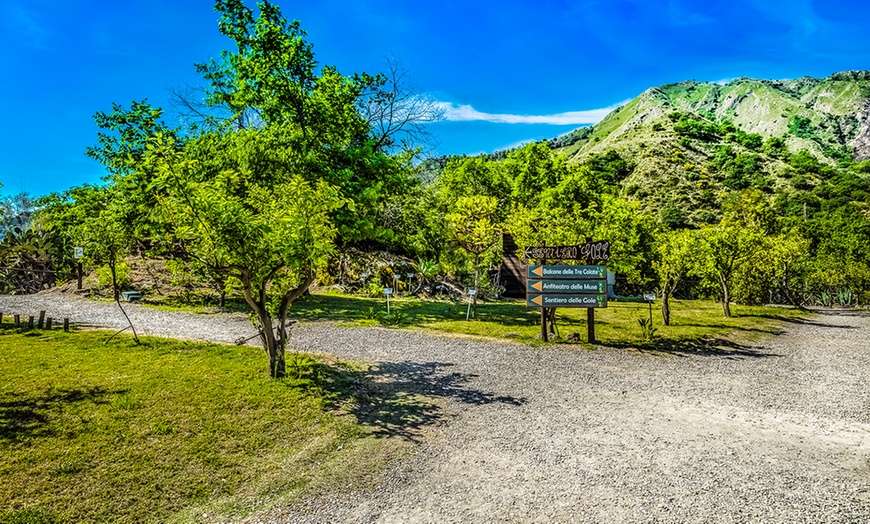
[3,294,869,523]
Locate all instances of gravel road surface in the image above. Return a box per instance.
[2,294,868,523]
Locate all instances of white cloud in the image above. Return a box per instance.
[434,101,624,125]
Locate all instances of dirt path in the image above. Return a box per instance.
[2,295,868,522]
[277,312,870,523]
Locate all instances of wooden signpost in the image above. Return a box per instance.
[524,242,610,343]
[74,246,84,290]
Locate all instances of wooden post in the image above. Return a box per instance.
[587,308,595,344]
[77,261,83,290]
[63,318,70,332]
[0,312,3,325]
[38,311,45,329]
[28,316,34,329]
[14,314,20,328]
[46,318,53,330]
[540,307,548,342]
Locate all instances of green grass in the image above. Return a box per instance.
[0,327,422,523]
[138,288,810,349]
[284,292,809,350]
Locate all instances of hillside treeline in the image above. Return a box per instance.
[4,1,870,333]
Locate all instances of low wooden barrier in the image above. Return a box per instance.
[0,310,70,332]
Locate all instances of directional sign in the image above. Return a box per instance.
[74,246,84,259]
[527,265,606,279]
[527,294,607,308]
[528,280,606,294]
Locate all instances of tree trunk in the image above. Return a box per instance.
[110,263,120,302]
[111,260,139,344]
[472,255,480,318]
[720,275,732,318]
[661,287,672,326]
[257,309,285,379]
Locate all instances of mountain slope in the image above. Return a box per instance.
[557,70,870,162]
[544,71,870,225]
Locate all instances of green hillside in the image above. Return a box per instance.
[559,70,870,161]
[544,70,870,225]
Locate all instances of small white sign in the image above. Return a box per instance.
[468,289,477,296]
[393,274,401,280]
[643,293,656,301]
[383,288,393,295]
[406,273,414,278]
[74,246,84,259]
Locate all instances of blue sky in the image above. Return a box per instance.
[2,0,869,197]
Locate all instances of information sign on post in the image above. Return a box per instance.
[74,247,84,290]
[527,294,607,308]
[383,288,393,314]
[525,263,610,344]
[527,265,606,279]
[527,279,606,294]
[466,289,476,320]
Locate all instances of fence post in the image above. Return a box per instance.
[46,318,53,330]
[14,314,20,328]
[28,316,34,329]
[63,318,70,332]
[38,310,45,329]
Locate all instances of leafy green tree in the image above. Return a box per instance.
[445,195,501,317]
[695,217,767,317]
[435,156,512,218]
[766,231,811,306]
[192,0,418,247]
[653,229,698,326]
[146,132,343,378]
[505,142,567,207]
[72,186,140,342]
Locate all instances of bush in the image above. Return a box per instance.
[96,261,131,290]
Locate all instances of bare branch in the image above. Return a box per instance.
[360,57,444,153]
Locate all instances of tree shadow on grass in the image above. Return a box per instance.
[0,387,123,443]
[310,360,527,443]
[290,294,539,327]
[599,337,784,359]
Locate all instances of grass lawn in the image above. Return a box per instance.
[0,327,424,524]
[286,291,810,351]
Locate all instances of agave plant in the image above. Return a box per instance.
[837,289,854,307]
[0,226,65,294]
[413,259,441,293]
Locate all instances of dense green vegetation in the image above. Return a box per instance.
[2,2,867,361]
[0,327,418,523]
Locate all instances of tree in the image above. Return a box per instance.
[85,100,178,243]
[696,223,763,317]
[190,0,419,247]
[435,156,512,219]
[766,231,811,306]
[72,186,140,342]
[653,229,698,326]
[505,142,567,207]
[359,57,444,152]
[445,195,501,317]
[146,131,343,377]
